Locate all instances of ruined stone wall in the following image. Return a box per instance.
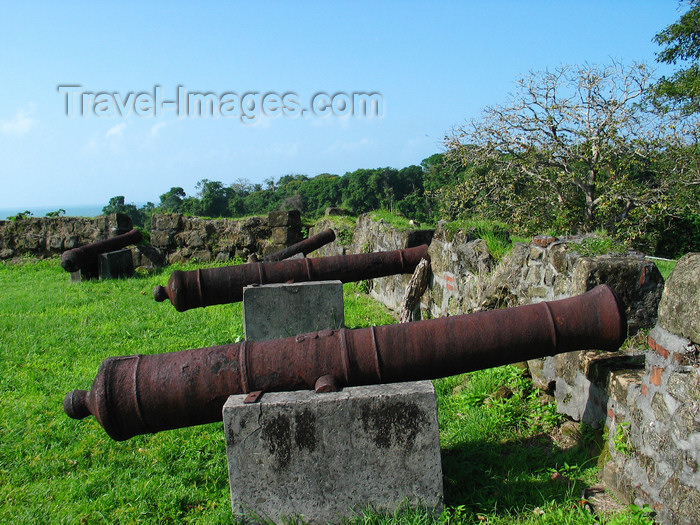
[146,210,302,265]
[310,213,433,309]
[311,217,663,329]
[600,254,699,525]
[0,210,303,268]
[0,213,132,260]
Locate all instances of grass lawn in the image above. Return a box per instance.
[0,259,653,524]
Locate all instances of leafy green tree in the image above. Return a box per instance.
[138,202,157,230]
[653,0,700,114]
[102,196,144,227]
[159,187,186,212]
[8,210,32,221]
[225,178,255,217]
[45,209,65,218]
[444,61,694,238]
[341,167,408,213]
[243,189,278,214]
[194,179,234,217]
[297,173,343,216]
[179,196,201,216]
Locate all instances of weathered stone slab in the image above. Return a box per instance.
[657,253,700,344]
[243,281,344,341]
[70,268,97,282]
[223,381,443,523]
[268,209,301,228]
[97,249,134,279]
[572,255,664,334]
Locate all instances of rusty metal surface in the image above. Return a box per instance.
[153,244,430,312]
[243,391,263,403]
[65,285,626,440]
[60,228,143,273]
[262,228,336,262]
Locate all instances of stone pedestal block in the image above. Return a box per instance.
[97,248,135,279]
[70,266,98,282]
[223,381,443,523]
[243,281,344,341]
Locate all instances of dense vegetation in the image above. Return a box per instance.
[103,131,697,259]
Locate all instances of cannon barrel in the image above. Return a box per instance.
[153,244,429,312]
[61,228,143,273]
[64,285,626,441]
[262,228,336,262]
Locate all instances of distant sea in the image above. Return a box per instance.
[0,204,107,220]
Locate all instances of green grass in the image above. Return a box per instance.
[443,219,522,260]
[568,235,628,258]
[648,258,677,280]
[312,215,358,246]
[370,210,431,230]
[0,259,651,524]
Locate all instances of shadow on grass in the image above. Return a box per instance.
[441,432,597,515]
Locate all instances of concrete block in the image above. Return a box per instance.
[70,268,97,282]
[243,281,344,341]
[69,261,99,282]
[97,248,134,279]
[223,381,443,523]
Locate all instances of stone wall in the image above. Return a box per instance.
[0,213,132,260]
[311,213,433,309]
[599,254,699,525]
[0,210,304,268]
[522,255,699,525]
[140,210,302,265]
[312,217,664,331]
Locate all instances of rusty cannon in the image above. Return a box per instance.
[153,244,429,312]
[64,285,626,441]
[60,228,143,274]
[260,228,336,262]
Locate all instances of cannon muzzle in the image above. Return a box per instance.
[153,244,429,312]
[262,228,336,262]
[66,285,626,441]
[61,228,143,273]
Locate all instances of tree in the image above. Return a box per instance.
[653,0,700,115]
[227,178,254,217]
[102,196,144,227]
[443,61,691,235]
[8,210,32,221]
[194,179,233,217]
[159,187,186,212]
[297,173,343,216]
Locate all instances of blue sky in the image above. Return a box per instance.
[0,1,683,211]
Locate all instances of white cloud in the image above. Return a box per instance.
[0,105,37,136]
[149,121,167,137]
[105,122,126,138]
